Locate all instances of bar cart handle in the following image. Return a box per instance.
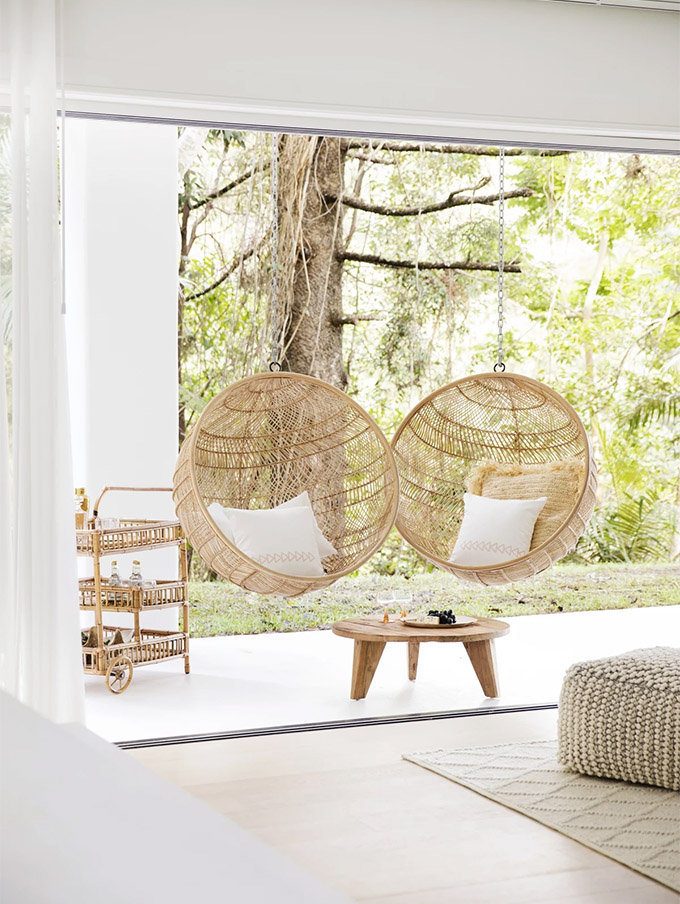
[92,486,173,517]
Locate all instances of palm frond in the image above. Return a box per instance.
[574,491,674,563]
[624,391,680,432]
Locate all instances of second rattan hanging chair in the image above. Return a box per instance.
[173,371,399,597]
[392,371,598,585]
[392,149,596,585]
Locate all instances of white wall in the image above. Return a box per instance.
[65,118,179,629]
[56,0,680,151]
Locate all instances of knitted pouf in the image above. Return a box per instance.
[558,647,680,791]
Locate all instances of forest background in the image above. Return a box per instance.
[178,130,679,587]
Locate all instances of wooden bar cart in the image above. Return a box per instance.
[77,486,190,694]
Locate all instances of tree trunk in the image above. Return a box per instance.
[278,135,347,389]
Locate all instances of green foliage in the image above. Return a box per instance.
[178,130,272,436]
[624,387,680,436]
[359,528,432,577]
[575,492,675,564]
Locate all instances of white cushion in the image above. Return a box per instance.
[208,502,238,544]
[207,490,337,559]
[282,491,337,557]
[449,493,547,567]
[225,505,324,577]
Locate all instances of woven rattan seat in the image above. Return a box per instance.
[173,372,400,597]
[392,372,597,585]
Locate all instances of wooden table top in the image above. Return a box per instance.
[332,616,510,643]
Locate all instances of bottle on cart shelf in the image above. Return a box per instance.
[128,560,144,587]
[74,488,89,530]
[107,560,122,602]
[109,561,122,585]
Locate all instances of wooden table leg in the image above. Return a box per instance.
[351,640,385,700]
[408,641,420,681]
[463,639,500,698]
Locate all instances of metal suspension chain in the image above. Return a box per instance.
[269,132,282,371]
[495,147,506,373]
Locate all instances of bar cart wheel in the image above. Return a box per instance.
[106,656,134,694]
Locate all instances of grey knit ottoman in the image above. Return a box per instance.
[558,646,680,791]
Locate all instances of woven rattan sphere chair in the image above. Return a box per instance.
[173,371,400,597]
[392,372,597,586]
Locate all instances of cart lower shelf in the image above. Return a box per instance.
[82,626,190,693]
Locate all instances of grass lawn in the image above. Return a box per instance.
[186,563,679,637]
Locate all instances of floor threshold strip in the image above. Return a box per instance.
[115,702,558,750]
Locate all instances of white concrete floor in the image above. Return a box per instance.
[85,605,679,743]
[132,710,679,903]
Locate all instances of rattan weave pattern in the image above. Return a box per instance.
[173,372,400,596]
[392,373,597,585]
[558,647,680,791]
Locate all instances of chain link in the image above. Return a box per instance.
[495,146,506,373]
[269,132,281,369]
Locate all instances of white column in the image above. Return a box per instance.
[65,118,179,631]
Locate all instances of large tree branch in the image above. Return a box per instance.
[189,161,270,210]
[344,140,570,157]
[332,185,532,217]
[346,151,399,164]
[183,238,263,301]
[339,251,521,273]
[332,312,387,326]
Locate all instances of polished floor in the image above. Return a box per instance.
[131,709,678,903]
[85,605,679,743]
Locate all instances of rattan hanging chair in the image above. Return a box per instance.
[173,371,400,597]
[392,372,597,586]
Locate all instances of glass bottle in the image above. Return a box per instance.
[109,561,121,585]
[107,560,121,602]
[128,560,143,587]
[74,488,87,530]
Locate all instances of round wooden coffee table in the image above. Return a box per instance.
[332,616,510,700]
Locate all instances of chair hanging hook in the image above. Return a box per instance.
[269,132,282,373]
[495,147,505,373]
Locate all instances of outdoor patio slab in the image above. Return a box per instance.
[84,605,679,744]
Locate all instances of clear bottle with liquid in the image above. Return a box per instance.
[109,561,122,586]
[107,560,121,602]
[128,560,144,587]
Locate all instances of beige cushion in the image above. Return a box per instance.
[466,459,584,550]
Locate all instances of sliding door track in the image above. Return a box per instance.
[116,702,558,749]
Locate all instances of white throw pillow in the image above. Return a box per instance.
[280,491,337,557]
[449,493,547,567]
[208,502,238,544]
[226,505,325,577]
[207,490,337,559]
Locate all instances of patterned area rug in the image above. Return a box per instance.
[404,740,680,892]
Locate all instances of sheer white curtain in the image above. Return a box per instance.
[0,0,84,722]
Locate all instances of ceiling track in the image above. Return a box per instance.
[540,0,680,11]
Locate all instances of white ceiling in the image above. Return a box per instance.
[1,0,678,151]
